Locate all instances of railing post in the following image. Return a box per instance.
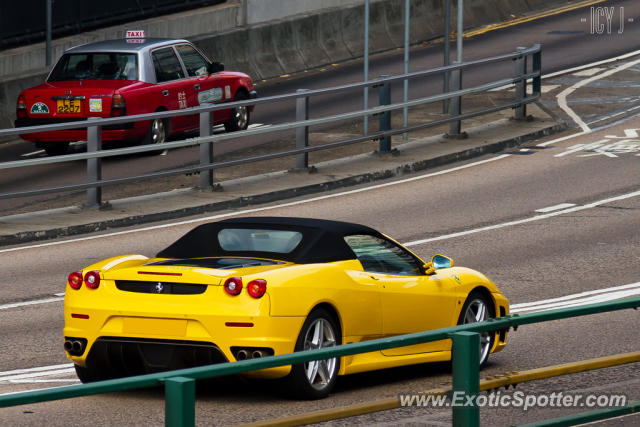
[451,332,480,427]
[378,75,391,153]
[165,377,195,427]
[295,89,309,170]
[532,44,542,97]
[199,106,214,189]
[447,61,466,138]
[86,118,102,207]
[514,46,527,120]
[443,0,451,113]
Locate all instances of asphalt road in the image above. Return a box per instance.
[2,0,640,212]
[0,114,638,425]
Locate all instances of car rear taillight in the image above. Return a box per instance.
[224,277,243,296]
[83,271,101,289]
[247,279,267,298]
[68,271,83,290]
[111,94,126,116]
[16,94,27,119]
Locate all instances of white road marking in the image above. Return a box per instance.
[8,379,79,383]
[572,68,605,77]
[0,363,73,377]
[0,368,75,382]
[556,57,640,133]
[403,189,640,246]
[511,282,640,309]
[540,84,560,93]
[0,296,63,310]
[20,150,45,158]
[535,202,576,213]
[492,48,640,92]
[0,155,511,254]
[512,288,640,313]
[536,131,590,147]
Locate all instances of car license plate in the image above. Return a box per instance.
[56,99,82,114]
[123,317,187,336]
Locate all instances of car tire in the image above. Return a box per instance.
[43,142,69,156]
[224,91,250,132]
[457,291,495,367]
[74,363,111,383]
[141,117,168,155]
[283,308,341,400]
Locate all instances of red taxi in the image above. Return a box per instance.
[15,32,256,155]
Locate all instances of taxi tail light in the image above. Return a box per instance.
[224,277,242,296]
[110,94,126,116]
[247,279,267,298]
[68,271,83,290]
[16,94,27,119]
[83,271,101,289]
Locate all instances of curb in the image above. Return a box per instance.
[0,121,567,247]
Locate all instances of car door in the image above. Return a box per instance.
[150,46,192,131]
[344,234,458,356]
[174,43,229,124]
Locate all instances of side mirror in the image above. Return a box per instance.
[209,61,224,73]
[423,254,454,275]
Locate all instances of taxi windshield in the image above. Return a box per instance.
[48,52,138,81]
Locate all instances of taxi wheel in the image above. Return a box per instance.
[43,142,69,156]
[457,291,495,367]
[284,308,341,399]
[143,118,167,145]
[224,92,249,132]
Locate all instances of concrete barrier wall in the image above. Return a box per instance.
[0,0,579,131]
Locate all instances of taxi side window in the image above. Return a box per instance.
[152,48,185,83]
[176,45,210,77]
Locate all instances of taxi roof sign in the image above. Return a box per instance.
[126,30,146,38]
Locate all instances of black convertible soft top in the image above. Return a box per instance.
[157,217,386,264]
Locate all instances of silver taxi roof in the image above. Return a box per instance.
[65,38,189,54]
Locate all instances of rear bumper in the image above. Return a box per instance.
[64,286,304,378]
[15,117,143,143]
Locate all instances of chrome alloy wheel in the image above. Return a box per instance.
[462,298,492,364]
[302,318,338,390]
[232,105,248,130]
[150,118,166,144]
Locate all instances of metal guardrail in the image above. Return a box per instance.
[0,45,542,206]
[0,296,638,427]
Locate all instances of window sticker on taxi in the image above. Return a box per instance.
[198,88,223,104]
[89,99,102,112]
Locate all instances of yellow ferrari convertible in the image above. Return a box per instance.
[64,217,509,398]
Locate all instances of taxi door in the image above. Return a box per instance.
[150,46,192,131]
[174,44,227,124]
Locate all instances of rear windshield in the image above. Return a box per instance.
[48,53,138,81]
[218,228,303,253]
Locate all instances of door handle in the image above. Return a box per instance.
[162,90,169,96]
[369,275,380,280]
[194,84,200,90]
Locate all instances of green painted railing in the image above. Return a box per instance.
[1,297,638,426]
